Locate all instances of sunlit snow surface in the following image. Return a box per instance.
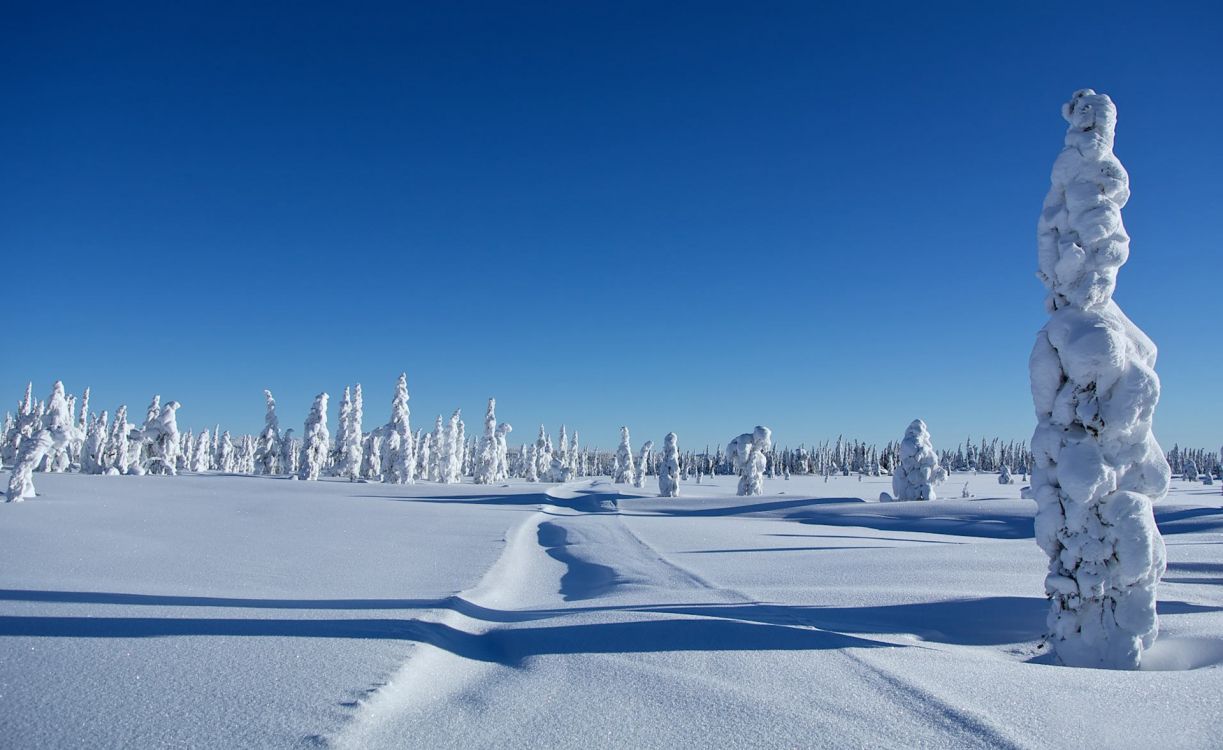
[1,472,1220,748]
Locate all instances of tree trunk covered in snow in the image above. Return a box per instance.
[1030,89,1169,670]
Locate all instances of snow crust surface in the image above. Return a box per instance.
[1,472,1220,748]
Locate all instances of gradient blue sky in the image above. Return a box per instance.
[2,1,1219,451]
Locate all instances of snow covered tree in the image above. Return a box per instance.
[438,409,462,484]
[254,389,282,475]
[887,420,946,501]
[658,432,680,497]
[494,422,513,482]
[614,427,634,483]
[474,398,499,484]
[533,425,552,481]
[134,400,182,476]
[2,382,36,467]
[80,410,109,474]
[192,429,211,473]
[361,430,383,481]
[633,440,654,488]
[279,428,298,477]
[336,385,364,481]
[384,374,415,484]
[1182,460,1198,482]
[1030,89,1170,670]
[6,382,84,501]
[299,392,330,481]
[999,464,1014,485]
[736,426,771,496]
[237,434,256,474]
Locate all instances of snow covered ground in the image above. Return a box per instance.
[1,471,1220,748]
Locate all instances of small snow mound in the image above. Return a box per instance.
[1140,637,1223,671]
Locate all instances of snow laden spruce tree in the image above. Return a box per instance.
[658,432,680,497]
[890,420,947,501]
[336,385,364,481]
[474,398,498,484]
[254,389,281,475]
[732,426,771,496]
[385,374,414,484]
[633,440,654,488]
[614,427,635,483]
[299,392,330,481]
[1030,89,1170,670]
[6,382,84,501]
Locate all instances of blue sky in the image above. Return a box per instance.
[2,2,1219,451]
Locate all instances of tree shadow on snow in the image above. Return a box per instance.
[0,613,891,665]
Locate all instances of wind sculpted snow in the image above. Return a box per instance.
[1,472,1221,748]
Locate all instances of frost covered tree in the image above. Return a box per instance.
[658,432,680,497]
[2,382,36,467]
[279,428,298,477]
[423,416,441,481]
[299,392,330,481]
[384,374,415,484]
[192,429,212,473]
[999,464,1014,485]
[1182,460,1198,482]
[734,426,771,496]
[361,430,383,481]
[102,404,131,474]
[889,420,947,501]
[134,400,182,476]
[532,425,552,481]
[438,409,462,484]
[614,427,635,483]
[474,398,499,484]
[254,389,282,475]
[336,386,364,481]
[1030,89,1170,670]
[6,382,84,501]
[237,434,256,474]
[494,422,513,482]
[80,410,109,474]
[633,440,654,488]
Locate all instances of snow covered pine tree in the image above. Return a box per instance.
[889,420,947,501]
[1030,89,1169,669]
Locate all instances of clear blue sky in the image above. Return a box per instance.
[2,1,1219,452]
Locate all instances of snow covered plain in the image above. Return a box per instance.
[1,472,1220,748]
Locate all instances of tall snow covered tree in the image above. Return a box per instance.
[1030,89,1170,670]
[384,374,414,484]
[439,409,462,484]
[474,398,498,484]
[279,428,299,477]
[192,429,212,473]
[633,440,654,488]
[6,382,84,502]
[735,426,771,496]
[254,389,282,475]
[890,419,946,501]
[336,386,363,481]
[494,422,513,482]
[659,432,680,497]
[80,410,109,474]
[133,400,183,476]
[614,427,635,483]
[361,429,383,481]
[299,392,330,481]
[2,382,36,467]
